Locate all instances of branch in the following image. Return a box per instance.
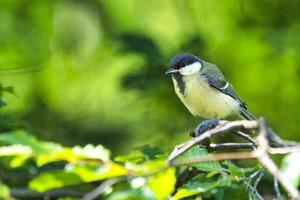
[255,119,300,199]
[10,188,85,199]
[274,178,283,200]
[269,146,300,154]
[168,120,259,162]
[82,167,168,200]
[243,181,264,200]
[169,118,300,199]
[208,142,255,151]
[245,168,265,200]
[82,177,126,200]
[170,152,257,167]
[234,131,257,146]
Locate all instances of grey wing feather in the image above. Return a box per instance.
[201,62,282,141]
[201,61,247,109]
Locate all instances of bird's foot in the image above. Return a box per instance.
[189,119,219,149]
[190,118,219,138]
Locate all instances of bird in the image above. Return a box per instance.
[165,53,255,121]
[165,53,285,145]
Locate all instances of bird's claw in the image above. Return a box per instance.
[193,118,219,138]
[190,119,219,149]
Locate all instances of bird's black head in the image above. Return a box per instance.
[166,53,202,75]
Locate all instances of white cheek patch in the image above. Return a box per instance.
[179,62,202,75]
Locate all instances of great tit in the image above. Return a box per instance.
[165,53,255,120]
[165,53,285,145]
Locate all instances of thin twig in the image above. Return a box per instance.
[244,180,264,200]
[274,177,283,200]
[82,166,168,200]
[269,146,300,154]
[10,188,85,199]
[253,168,265,189]
[234,131,257,146]
[209,143,255,151]
[82,177,126,200]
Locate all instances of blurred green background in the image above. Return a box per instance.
[1,0,299,155]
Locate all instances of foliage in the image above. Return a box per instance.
[1,128,298,199]
[2,94,298,200]
[0,84,14,108]
[0,180,9,200]
[0,129,264,199]
[0,85,300,199]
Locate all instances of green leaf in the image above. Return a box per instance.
[10,155,31,167]
[115,145,164,164]
[173,188,200,200]
[68,163,127,182]
[107,189,155,200]
[0,130,48,154]
[182,147,221,171]
[0,98,6,107]
[124,159,167,175]
[0,132,112,168]
[222,183,249,200]
[138,145,164,160]
[29,171,83,192]
[214,187,225,200]
[223,160,243,176]
[281,152,300,187]
[173,174,233,200]
[0,85,14,108]
[0,144,33,167]
[148,167,176,200]
[0,181,10,200]
[173,181,214,200]
[37,144,110,166]
[115,150,146,164]
[0,85,15,96]
[223,160,256,177]
[0,144,32,157]
[71,144,110,160]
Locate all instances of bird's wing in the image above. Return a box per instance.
[201,61,247,109]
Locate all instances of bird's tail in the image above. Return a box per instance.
[239,108,257,120]
[239,108,285,146]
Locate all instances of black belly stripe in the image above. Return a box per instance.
[172,73,186,95]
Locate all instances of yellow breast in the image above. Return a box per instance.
[172,75,239,119]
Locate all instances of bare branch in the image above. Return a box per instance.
[274,178,283,200]
[10,188,85,199]
[168,120,259,162]
[253,168,265,189]
[209,142,255,151]
[82,177,126,200]
[234,131,257,146]
[256,118,300,199]
[269,146,300,154]
[243,180,264,200]
[170,152,257,167]
[169,118,300,199]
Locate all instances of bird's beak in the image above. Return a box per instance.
[165,68,179,75]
